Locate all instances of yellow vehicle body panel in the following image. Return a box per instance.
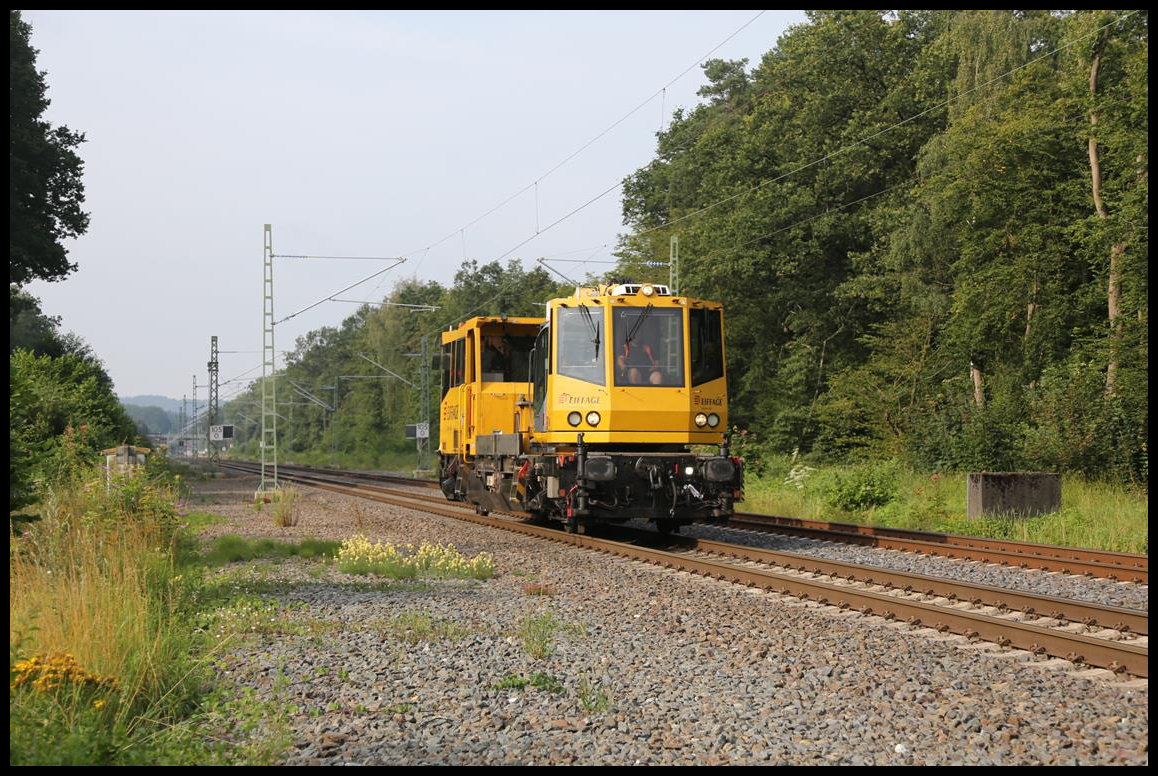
[437,288,729,454]
[535,291,726,447]
[439,316,541,458]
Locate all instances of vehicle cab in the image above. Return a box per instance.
[530,283,728,447]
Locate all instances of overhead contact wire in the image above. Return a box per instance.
[407,10,769,274]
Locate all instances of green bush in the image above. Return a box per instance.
[824,462,899,511]
[519,610,560,660]
[491,674,528,691]
[270,486,301,527]
[1022,358,1148,486]
[10,349,140,513]
[728,427,766,476]
[528,672,564,694]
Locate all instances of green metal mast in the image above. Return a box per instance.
[260,224,278,491]
[208,335,219,465]
[192,375,198,459]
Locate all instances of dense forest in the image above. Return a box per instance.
[226,10,1147,485]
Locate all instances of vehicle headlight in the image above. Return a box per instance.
[703,457,735,482]
[684,465,696,476]
[586,411,601,426]
[694,412,708,428]
[567,411,582,427]
[586,456,615,481]
[707,413,720,428]
[641,284,655,296]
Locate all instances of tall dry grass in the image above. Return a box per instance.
[270,485,301,527]
[10,469,202,762]
[11,518,175,698]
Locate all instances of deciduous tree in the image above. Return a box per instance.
[10,10,89,286]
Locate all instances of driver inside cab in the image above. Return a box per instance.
[616,335,663,385]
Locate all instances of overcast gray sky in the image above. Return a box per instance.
[23,10,807,401]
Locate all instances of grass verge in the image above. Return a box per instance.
[199,535,340,565]
[10,463,292,765]
[743,455,1147,553]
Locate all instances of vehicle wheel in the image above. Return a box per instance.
[563,518,577,534]
[475,503,489,516]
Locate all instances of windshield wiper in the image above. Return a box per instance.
[578,305,600,357]
[623,303,654,348]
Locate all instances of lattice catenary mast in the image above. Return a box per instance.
[260,224,278,491]
[207,335,219,465]
[192,375,198,459]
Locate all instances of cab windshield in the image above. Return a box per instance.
[612,306,684,387]
[556,306,605,385]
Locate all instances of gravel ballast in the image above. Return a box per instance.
[190,474,1148,765]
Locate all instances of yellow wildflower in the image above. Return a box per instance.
[10,652,118,693]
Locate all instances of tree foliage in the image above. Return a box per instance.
[10,10,89,286]
[122,403,175,435]
[222,11,1146,485]
[9,286,96,359]
[617,10,1146,483]
[10,348,140,512]
[8,15,140,514]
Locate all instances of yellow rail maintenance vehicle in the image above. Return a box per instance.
[437,282,742,533]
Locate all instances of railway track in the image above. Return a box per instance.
[224,459,1148,583]
[219,460,1148,677]
[728,514,1147,584]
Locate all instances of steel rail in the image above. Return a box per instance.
[681,536,1148,636]
[728,515,1147,584]
[235,460,438,489]
[731,513,1147,573]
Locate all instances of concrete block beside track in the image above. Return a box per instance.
[967,472,1061,519]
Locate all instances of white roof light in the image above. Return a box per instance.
[609,283,671,296]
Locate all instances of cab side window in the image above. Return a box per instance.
[453,339,465,387]
[466,333,474,383]
[441,344,452,398]
[531,324,549,429]
[690,307,724,386]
